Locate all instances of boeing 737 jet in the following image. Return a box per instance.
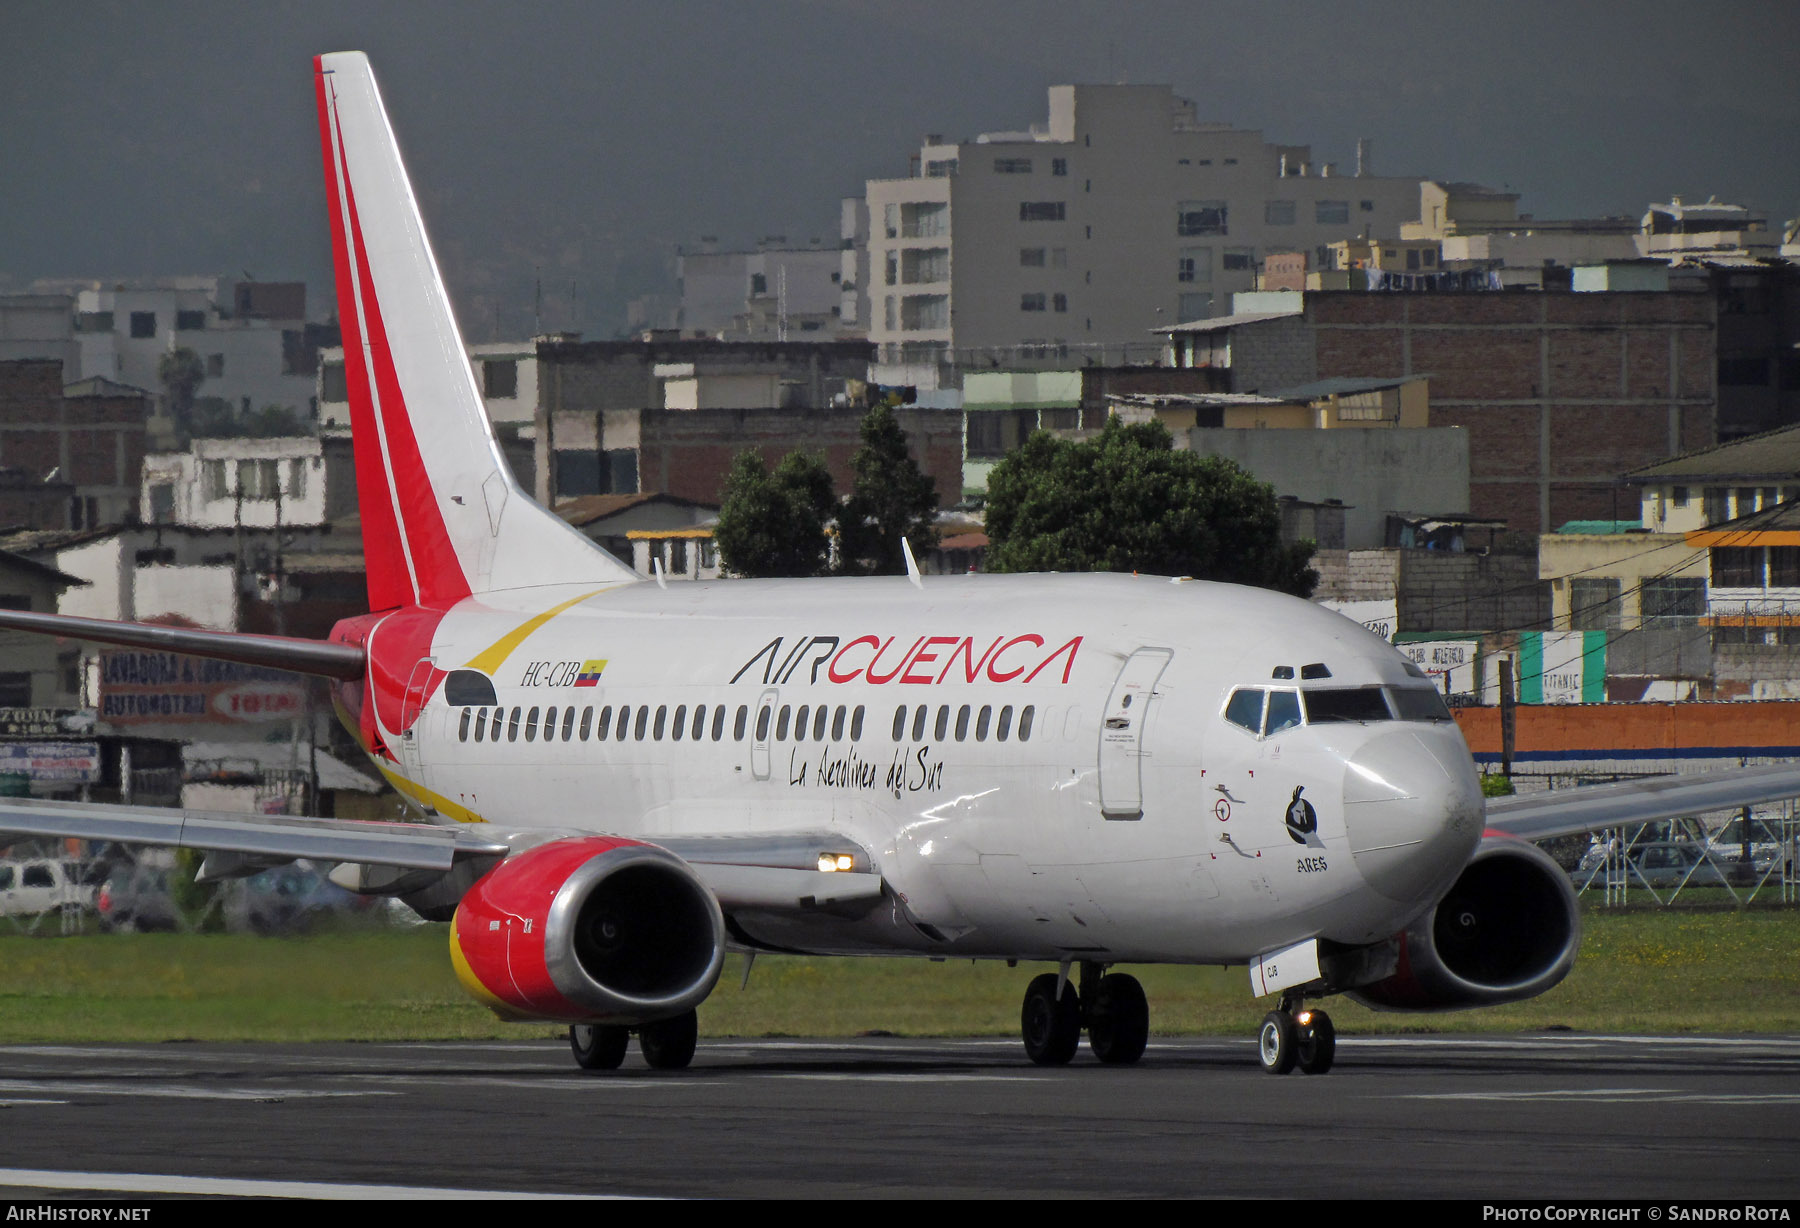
[3,52,1797,1075]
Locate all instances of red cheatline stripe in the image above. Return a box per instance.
[316,58,473,611]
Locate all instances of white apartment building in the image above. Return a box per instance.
[677,243,846,340]
[140,436,326,530]
[857,85,1427,387]
[319,341,537,431]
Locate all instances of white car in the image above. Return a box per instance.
[0,859,97,917]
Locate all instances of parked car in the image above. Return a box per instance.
[0,859,97,918]
[95,865,180,932]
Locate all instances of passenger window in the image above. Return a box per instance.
[597,706,613,740]
[776,705,792,740]
[716,706,729,740]
[544,706,558,740]
[1224,688,1264,733]
[652,706,666,740]
[997,705,1014,741]
[833,706,847,741]
[579,706,593,740]
[1019,705,1035,740]
[911,705,928,741]
[672,705,686,740]
[459,709,471,741]
[851,705,864,740]
[525,707,540,741]
[955,705,971,741]
[892,705,907,741]
[634,706,649,740]
[754,705,770,741]
[691,704,706,741]
[489,709,503,741]
[975,705,992,741]
[1265,690,1302,735]
[934,705,950,741]
[812,706,828,741]
[795,705,810,741]
[616,705,630,741]
[508,706,521,741]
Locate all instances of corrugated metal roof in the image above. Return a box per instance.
[1627,423,1800,482]
[555,492,717,527]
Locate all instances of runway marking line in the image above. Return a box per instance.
[0,1080,392,1103]
[0,1169,639,1200]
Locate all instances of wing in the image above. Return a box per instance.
[655,832,884,915]
[0,796,509,871]
[1483,762,1800,842]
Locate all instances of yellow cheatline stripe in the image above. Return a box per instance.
[449,912,534,1021]
[374,760,488,825]
[463,588,612,675]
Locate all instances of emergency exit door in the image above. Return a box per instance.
[1097,647,1173,819]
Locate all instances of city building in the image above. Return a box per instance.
[676,240,847,340]
[0,359,148,530]
[855,84,1427,387]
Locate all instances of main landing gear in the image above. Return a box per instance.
[1020,962,1151,1066]
[569,1008,699,1073]
[1257,993,1335,1076]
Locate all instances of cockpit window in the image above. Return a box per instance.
[1264,690,1302,734]
[1302,687,1393,723]
[1224,688,1264,733]
[1388,686,1453,722]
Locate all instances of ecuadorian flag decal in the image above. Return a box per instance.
[574,659,608,687]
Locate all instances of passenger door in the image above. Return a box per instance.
[1097,648,1173,820]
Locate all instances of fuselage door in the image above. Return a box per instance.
[1098,647,1173,820]
[751,687,778,781]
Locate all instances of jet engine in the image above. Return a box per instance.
[1346,836,1580,1012]
[449,836,725,1024]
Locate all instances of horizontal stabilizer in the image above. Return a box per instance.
[0,608,364,681]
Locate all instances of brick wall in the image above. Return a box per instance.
[1396,550,1547,634]
[0,359,147,528]
[1227,316,1317,393]
[1292,291,1717,537]
[635,406,964,509]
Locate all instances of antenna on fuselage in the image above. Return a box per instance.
[901,538,924,591]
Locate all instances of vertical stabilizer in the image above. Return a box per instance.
[314,52,636,610]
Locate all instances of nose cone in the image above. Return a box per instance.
[1342,728,1483,907]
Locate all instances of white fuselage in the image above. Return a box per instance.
[384,572,1484,966]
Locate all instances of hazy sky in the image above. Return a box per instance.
[4,0,1795,339]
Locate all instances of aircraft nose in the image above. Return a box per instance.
[1341,728,1483,906]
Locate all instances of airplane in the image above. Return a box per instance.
[3,50,1798,1076]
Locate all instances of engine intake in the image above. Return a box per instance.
[451,836,725,1024]
[1347,836,1581,1012]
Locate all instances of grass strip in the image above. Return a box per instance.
[0,906,1794,1043]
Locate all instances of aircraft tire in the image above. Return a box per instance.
[1087,973,1149,1065]
[1021,973,1082,1066]
[1297,1010,1335,1075]
[638,1009,699,1070]
[569,1024,628,1071]
[1258,1010,1299,1075]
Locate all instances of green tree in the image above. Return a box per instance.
[157,347,206,437]
[984,418,1317,596]
[835,404,939,576]
[714,448,837,578]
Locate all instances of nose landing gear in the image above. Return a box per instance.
[1019,962,1152,1066]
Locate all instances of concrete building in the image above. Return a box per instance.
[555,492,718,572]
[320,340,539,433]
[677,241,847,340]
[1159,290,1718,539]
[0,294,81,380]
[141,436,330,530]
[43,278,331,439]
[1637,198,1777,261]
[856,84,1427,387]
[0,359,149,530]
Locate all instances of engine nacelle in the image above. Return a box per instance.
[449,836,725,1024]
[1346,835,1581,1012]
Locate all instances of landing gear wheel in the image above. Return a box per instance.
[1021,973,1082,1066]
[1258,1010,1299,1075]
[569,1024,628,1072]
[638,1009,698,1070]
[1296,1010,1335,1075]
[1086,973,1149,1065]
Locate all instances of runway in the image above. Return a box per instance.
[0,1034,1795,1199]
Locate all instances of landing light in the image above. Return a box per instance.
[1295,1010,1313,1026]
[817,853,856,873]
